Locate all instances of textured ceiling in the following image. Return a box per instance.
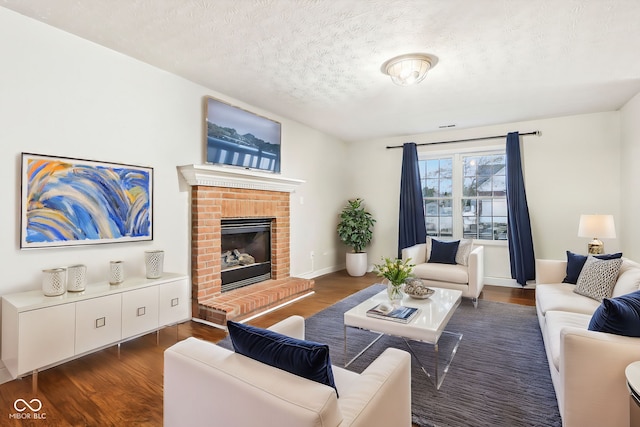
[3,0,640,142]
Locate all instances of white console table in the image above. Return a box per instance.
[1,272,191,383]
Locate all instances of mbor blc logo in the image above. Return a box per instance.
[9,398,46,420]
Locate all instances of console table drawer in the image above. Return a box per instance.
[18,304,76,376]
[75,294,122,355]
[159,278,190,326]
[2,272,190,380]
[122,286,159,339]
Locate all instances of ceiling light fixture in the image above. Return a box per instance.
[381,53,438,86]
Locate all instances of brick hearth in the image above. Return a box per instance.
[186,173,313,325]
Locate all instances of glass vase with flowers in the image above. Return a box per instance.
[373,257,415,304]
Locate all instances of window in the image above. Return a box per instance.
[419,151,507,241]
[420,158,453,237]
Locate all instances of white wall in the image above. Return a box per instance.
[0,8,348,297]
[284,122,350,277]
[620,91,640,261]
[1,6,635,296]
[348,112,622,284]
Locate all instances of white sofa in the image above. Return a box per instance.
[164,315,412,427]
[402,242,484,307]
[535,257,640,427]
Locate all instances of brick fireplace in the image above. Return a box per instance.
[179,164,314,325]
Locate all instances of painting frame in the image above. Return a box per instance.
[20,153,154,249]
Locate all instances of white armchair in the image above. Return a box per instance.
[164,315,412,427]
[402,243,484,307]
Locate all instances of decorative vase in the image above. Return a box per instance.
[109,261,125,285]
[144,250,164,279]
[346,252,368,277]
[67,264,87,292]
[385,279,404,304]
[42,268,67,296]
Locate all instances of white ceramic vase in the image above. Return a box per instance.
[67,264,87,292]
[145,250,164,279]
[109,261,125,285]
[42,268,67,296]
[346,252,368,277]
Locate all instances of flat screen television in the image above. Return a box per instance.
[205,96,281,173]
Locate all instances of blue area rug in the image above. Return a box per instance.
[222,284,562,427]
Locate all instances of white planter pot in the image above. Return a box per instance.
[346,252,368,277]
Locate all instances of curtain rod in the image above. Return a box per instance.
[385,130,541,149]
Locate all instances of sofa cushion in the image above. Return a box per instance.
[227,321,338,395]
[612,261,640,297]
[588,290,640,337]
[425,237,433,262]
[413,262,469,284]
[574,256,623,302]
[619,258,640,275]
[164,337,344,427]
[331,365,360,398]
[562,251,623,284]
[544,310,592,370]
[455,239,473,266]
[429,239,459,264]
[536,283,602,317]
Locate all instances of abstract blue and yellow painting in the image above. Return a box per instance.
[21,153,153,248]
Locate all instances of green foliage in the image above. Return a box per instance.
[337,198,375,253]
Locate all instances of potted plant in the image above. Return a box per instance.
[337,198,376,276]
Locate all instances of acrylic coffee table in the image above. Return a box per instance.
[343,286,462,389]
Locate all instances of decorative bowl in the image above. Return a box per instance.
[404,279,434,299]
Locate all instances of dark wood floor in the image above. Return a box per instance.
[0,271,535,426]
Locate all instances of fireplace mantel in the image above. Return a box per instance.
[182,164,313,325]
[178,164,304,193]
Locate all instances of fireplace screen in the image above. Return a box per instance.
[221,218,272,292]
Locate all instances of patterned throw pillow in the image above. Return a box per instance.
[562,251,623,284]
[574,256,623,302]
[455,239,473,266]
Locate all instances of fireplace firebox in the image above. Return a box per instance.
[220,218,272,292]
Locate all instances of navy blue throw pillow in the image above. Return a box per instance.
[227,321,338,395]
[588,290,640,337]
[562,251,623,284]
[429,239,460,265]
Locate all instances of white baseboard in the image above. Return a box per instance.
[295,265,344,280]
[484,276,536,289]
[0,363,12,385]
[298,268,537,290]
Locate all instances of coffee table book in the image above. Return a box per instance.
[366,304,420,323]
